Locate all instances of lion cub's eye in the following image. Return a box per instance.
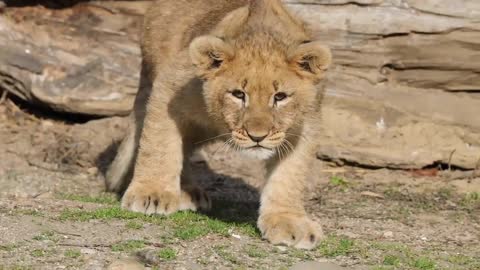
[274,92,287,102]
[232,89,245,100]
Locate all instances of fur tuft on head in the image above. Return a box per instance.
[246,0,307,40]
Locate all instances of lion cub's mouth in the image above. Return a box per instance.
[248,144,271,150]
[239,146,275,160]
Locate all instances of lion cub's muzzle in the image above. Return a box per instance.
[232,129,285,150]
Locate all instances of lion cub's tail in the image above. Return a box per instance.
[105,119,136,193]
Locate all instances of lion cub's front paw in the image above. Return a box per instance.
[258,212,323,249]
[121,185,181,215]
[121,183,211,215]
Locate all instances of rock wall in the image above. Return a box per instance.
[0,0,479,169]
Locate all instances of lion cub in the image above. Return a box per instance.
[106,0,331,249]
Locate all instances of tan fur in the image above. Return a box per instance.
[106,0,331,249]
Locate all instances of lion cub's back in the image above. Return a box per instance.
[142,0,248,77]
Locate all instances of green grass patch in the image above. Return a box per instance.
[289,248,313,260]
[461,192,480,208]
[329,176,348,187]
[158,247,177,261]
[32,231,56,241]
[31,249,49,257]
[244,245,268,258]
[369,241,411,253]
[412,257,436,270]
[174,225,209,240]
[436,187,453,200]
[59,206,258,241]
[171,211,258,240]
[111,240,145,252]
[126,220,143,230]
[64,249,81,259]
[383,254,400,266]
[13,209,43,217]
[329,176,351,192]
[318,235,355,257]
[59,206,160,222]
[60,193,118,205]
[446,254,479,266]
[0,244,18,252]
[367,241,443,269]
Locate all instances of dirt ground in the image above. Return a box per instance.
[0,99,479,270]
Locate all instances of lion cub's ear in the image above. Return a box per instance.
[288,41,332,82]
[189,36,234,77]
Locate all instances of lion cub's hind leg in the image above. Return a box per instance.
[179,161,212,212]
[105,117,136,193]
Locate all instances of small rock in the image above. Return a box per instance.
[360,191,384,199]
[87,167,98,175]
[107,258,145,270]
[231,233,241,239]
[80,248,96,255]
[41,120,54,129]
[383,231,394,238]
[446,200,457,207]
[34,191,54,199]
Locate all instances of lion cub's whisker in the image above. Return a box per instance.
[281,141,291,157]
[285,132,308,142]
[194,133,231,145]
[276,143,287,161]
[211,138,232,157]
[284,139,295,154]
[221,138,234,154]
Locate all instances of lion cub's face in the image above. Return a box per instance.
[190,36,331,159]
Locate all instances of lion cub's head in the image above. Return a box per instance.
[189,0,331,159]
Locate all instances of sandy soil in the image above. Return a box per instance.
[0,100,479,270]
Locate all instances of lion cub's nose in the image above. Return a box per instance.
[247,132,268,143]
